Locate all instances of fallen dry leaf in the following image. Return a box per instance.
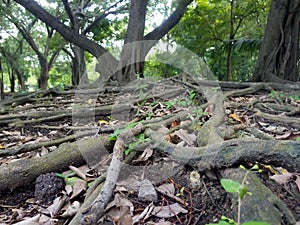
[13,214,40,225]
[60,201,80,218]
[133,147,153,163]
[69,165,87,180]
[138,179,157,202]
[152,203,188,218]
[70,179,87,200]
[295,175,300,192]
[229,113,243,124]
[270,173,293,185]
[173,129,197,146]
[44,195,68,217]
[156,183,175,196]
[204,104,214,116]
[274,132,292,140]
[106,193,134,213]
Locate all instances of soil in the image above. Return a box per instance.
[0,166,299,224]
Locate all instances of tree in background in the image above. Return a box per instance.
[13,0,193,84]
[0,4,27,92]
[253,0,300,82]
[0,40,25,92]
[1,4,64,89]
[171,0,269,81]
[61,0,129,85]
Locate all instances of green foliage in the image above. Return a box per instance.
[108,121,140,141]
[170,0,269,81]
[90,18,113,42]
[288,95,300,101]
[241,222,270,225]
[56,172,84,186]
[220,179,242,193]
[49,32,65,49]
[176,187,185,197]
[222,39,262,53]
[48,58,71,88]
[269,91,285,98]
[125,133,151,155]
[208,164,269,225]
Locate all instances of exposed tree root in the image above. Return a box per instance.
[0,80,299,223]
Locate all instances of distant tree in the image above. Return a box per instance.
[253,0,300,82]
[0,41,26,92]
[1,4,64,89]
[0,59,3,99]
[60,0,129,85]
[171,0,268,81]
[13,0,193,84]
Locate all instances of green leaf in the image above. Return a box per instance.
[220,216,236,224]
[108,122,141,141]
[239,185,248,199]
[241,221,270,225]
[65,177,83,186]
[137,133,145,140]
[250,164,259,171]
[296,137,300,142]
[56,172,76,178]
[239,165,246,170]
[128,141,140,150]
[88,181,94,187]
[125,148,132,155]
[221,179,241,193]
[206,221,233,225]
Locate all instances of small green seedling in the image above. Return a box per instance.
[211,87,221,93]
[176,187,185,197]
[207,165,270,225]
[269,91,285,98]
[288,95,300,101]
[165,100,177,109]
[189,90,196,100]
[56,172,84,186]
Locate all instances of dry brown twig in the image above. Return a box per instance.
[79,123,145,225]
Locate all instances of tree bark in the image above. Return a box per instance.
[253,0,300,82]
[0,136,112,193]
[62,0,89,85]
[117,0,148,82]
[225,0,235,81]
[71,46,89,85]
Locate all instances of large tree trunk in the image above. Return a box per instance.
[117,0,148,82]
[253,0,300,82]
[62,0,89,86]
[0,61,4,100]
[225,0,235,81]
[9,69,15,93]
[38,58,49,90]
[15,70,25,91]
[71,45,88,85]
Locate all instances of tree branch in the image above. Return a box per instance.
[13,0,117,63]
[83,0,127,34]
[62,0,75,28]
[144,0,193,41]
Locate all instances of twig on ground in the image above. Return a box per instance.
[80,123,145,225]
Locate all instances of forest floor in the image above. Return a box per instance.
[0,76,299,225]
